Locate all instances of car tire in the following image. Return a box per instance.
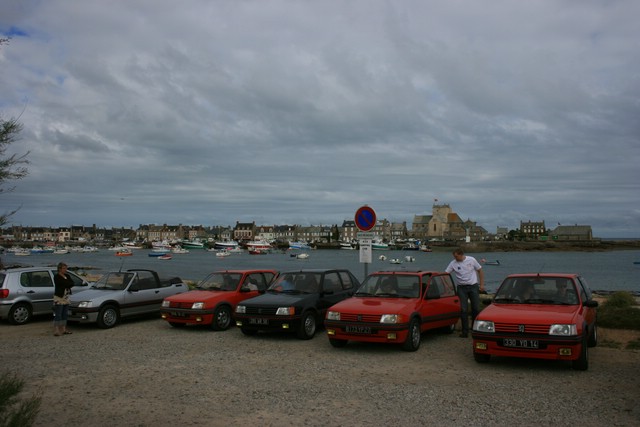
[296,311,317,340]
[8,303,32,325]
[211,305,232,331]
[329,338,348,348]
[474,352,491,363]
[572,335,589,371]
[587,323,598,348]
[240,327,258,336]
[402,318,421,352]
[97,305,120,329]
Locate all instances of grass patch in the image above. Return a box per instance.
[0,371,42,427]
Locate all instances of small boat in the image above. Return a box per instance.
[340,242,355,250]
[633,261,640,265]
[171,246,190,254]
[248,249,268,255]
[404,256,415,262]
[419,245,433,252]
[148,251,168,257]
[53,248,70,255]
[296,253,310,259]
[115,250,133,257]
[181,240,206,249]
[378,255,387,261]
[158,254,172,260]
[215,251,231,257]
[390,258,403,264]
[214,241,239,250]
[481,259,500,265]
[372,241,390,250]
[289,241,312,250]
[245,240,272,251]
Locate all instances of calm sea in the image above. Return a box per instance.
[5,248,640,293]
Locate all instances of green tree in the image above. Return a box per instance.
[0,38,30,226]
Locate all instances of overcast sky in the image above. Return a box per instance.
[1,1,639,238]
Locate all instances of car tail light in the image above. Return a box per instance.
[0,289,9,298]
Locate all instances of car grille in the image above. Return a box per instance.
[339,313,382,323]
[494,322,550,334]
[244,306,278,316]
[171,301,194,309]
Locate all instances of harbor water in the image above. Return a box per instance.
[4,248,639,293]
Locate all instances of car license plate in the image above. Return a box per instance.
[345,325,372,334]
[171,312,188,318]
[502,338,539,349]
[249,318,269,325]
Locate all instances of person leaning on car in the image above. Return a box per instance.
[445,248,485,338]
[53,262,74,336]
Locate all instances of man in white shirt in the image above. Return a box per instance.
[445,248,485,338]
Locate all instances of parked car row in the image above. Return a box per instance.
[1,265,599,370]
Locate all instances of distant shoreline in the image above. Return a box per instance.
[458,239,640,253]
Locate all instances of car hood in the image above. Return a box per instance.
[69,288,123,302]
[329,297,415,314]
[240,292,316,307]
[164,289,229,303]
[478,303,581,324]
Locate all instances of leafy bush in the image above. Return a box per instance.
[0,372,41,427]
[597,292,640,330]
[602,291,636,308]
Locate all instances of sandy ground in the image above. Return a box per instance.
[2,316,639,427]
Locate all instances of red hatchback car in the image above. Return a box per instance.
[472,273,598,370]
[161,269,278,330]
[325,271,460,351]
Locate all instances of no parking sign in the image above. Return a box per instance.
[354,205,376,231]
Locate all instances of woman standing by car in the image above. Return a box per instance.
[53,262,74,336]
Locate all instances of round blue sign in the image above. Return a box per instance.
[355,205,376,231]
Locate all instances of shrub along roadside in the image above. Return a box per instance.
[596,292,640,330]
[0,371,41,427]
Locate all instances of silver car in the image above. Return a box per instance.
[68,269,188,328]
[0,266,92,325]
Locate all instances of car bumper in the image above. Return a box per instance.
[160,308,215,325]
[235,314,301,332]
[471,332,583,361]
[68,308,99,323]
[324,320,410,344]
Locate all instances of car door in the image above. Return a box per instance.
[131,271,167,315]
[21,270,55,315]
[423,273,460,328]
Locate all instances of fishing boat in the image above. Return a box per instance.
[372,240,389,250]
[213,241,239,250]
[181,240,206,249]
[339,242,356,250]
[245,240,272,251]
[148,251,168,257]
[158,254,172,260]
[289,241,312,250]
[115,249,133,257]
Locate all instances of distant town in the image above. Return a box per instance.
[0,203,595,249]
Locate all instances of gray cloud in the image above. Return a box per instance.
[1,0,639,237]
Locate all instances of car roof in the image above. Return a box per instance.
[210,269,278,274]
[506,273,579,279]
[0,266,56,273]
[280,268,350,274]
[370,270,446,275]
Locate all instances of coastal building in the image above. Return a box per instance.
[233,221,255,242]
[520,220,546,239]
[548,225,593,241]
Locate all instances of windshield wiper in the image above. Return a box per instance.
[354,292,373,296]
[493,297,519,303]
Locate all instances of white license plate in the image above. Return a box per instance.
[503,338,539,349]
[249,318,269,325]
[345,325,372,334]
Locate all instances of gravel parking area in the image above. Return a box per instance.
[3,316,639,427]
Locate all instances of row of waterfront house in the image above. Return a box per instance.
[1,203,593,246]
